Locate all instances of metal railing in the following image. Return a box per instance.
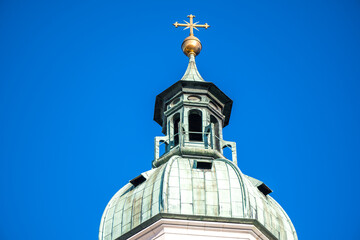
[154,130,237,165]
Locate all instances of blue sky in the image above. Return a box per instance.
[1,0,360,239]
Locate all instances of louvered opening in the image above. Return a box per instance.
[130,175,146,187]
[257,183,272,196]
[195,161,212,170]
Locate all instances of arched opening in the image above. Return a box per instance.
[210,115,220,150]
[188,110,202,141]
[173,113,180,146]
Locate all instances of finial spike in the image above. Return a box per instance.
[181,53,204,82]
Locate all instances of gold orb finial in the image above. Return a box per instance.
[173,14,210,57]
[181,35,202,57]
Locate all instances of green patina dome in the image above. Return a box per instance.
[99,156,297,240]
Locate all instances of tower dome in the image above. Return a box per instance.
[99,157,297,240]
[99,15,297,240]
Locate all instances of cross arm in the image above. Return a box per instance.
[173,22,189,28]
[194,23,210,29]
[173,22,210,29]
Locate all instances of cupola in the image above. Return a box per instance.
[153,15,235,167]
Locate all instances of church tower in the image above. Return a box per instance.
[99,15,298,240]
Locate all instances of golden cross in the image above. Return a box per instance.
[173,14,210,36]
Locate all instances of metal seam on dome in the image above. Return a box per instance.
[216,158,249,219]
[154,163,165,215]
[151,165,161,217]
[213,160,220,216]
[169,156,179,212]
[252,186,259,221]
[140,169,152,223]
[176,157,181,214]
[148,165,160,218]
[225,162,233,218]
[162,158,170,213]
[259,197,268,231]
[117,199,125,235]
[126,183,137,231]
[147,169,156,219]
[268,196,298,239]
[159,161,167,213]
[137,180,146,228]
[203,161,207,216]
[101,183,130,239]
[162,156,175,213]
[109,197,118,240]
[121,184,137,234]
[103,191,121,240]
[189,159,195,215]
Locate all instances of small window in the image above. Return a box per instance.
[187,95,201,102]
[257,183,272,196]
[171,97,180,106]
[130,175,146,187]
[194,161,212,170]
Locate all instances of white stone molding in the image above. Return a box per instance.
[128,218,270,240]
